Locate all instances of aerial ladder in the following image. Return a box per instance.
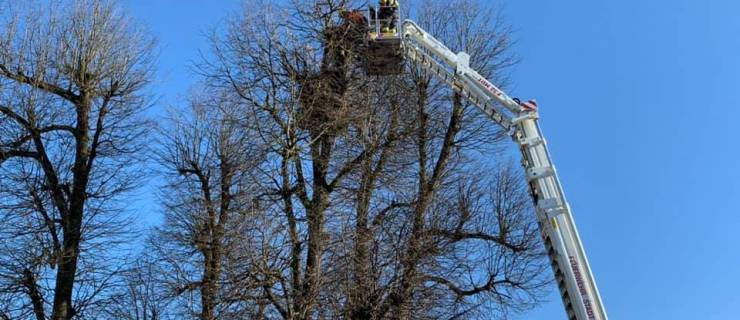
[358,2,608,319]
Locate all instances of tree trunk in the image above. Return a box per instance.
[201,252,217,320]
[297,135,334,319]
[52,95,92,320]
[51,224,82,320]
[349,157,376,319]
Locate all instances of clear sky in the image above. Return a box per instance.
[121,0,740,319]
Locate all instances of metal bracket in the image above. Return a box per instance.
[538,198,566,218]
[518,136,544,147]
[527,166,554,181]
[456,52,471,75]
[511,112,539,125]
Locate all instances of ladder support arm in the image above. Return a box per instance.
[400,19,608,320]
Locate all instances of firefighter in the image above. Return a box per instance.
[389,0,398,34]
[378,0,398,34]
[378,1,391,33]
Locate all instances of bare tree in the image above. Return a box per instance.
[194,0,549,319]
[200,1,375,318]
[0,0,155,319]
[150,91,266,319]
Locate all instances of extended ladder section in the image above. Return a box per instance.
[401,20,607,320]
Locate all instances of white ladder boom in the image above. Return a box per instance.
[401,20,607,320]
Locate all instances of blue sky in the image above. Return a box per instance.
[121,0,740,319]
